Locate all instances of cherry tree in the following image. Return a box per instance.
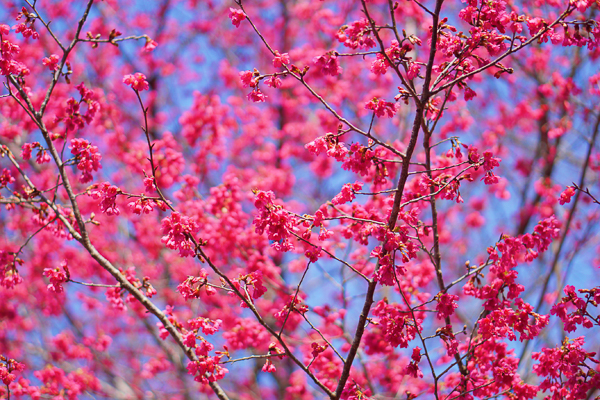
[1,0,600,399]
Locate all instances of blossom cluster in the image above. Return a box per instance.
[253,190,296,252]
[88,182,121,215]
[43,260,69,293]
[69,138,102,183]
[161,212,200,257]
[123,72,149,91]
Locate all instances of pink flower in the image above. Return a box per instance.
[21,142,40,160]
[265,75,282,88]
[14,22,38,39]
[143,39,158,52]
[178,272,216,300]
[70,138,102,183]
[253,190,295,252]
[143,176,156,193]
[559,186,576,205]
[123,72,149,91]
[262,359,276,373]
[482,150,501,171]
[464,87,477,101]
[228,8,246,27]
[188,317,222,335]
[0,168,15,189]
[88,182,121,216]
[43,260,68,293]
[407,62,420,80]
[336,18,376,49]
[239,70,256,88]
[183,331,196,347]
[406,346,423,378]
[370,54,388,75]
[128,198,154,215]
[527,17,546,36]
[187,345,228,384]
[365,98,397,118]
[272,51,290,67]
[311,342,328,358]
[305,246,322,263]
[332,182,363,205]
[483,172,499,185]
[305,135,329,156]
[368,299,420,349]
[161,212,199,257]
[42,54,60,71]
[22,142,50,164]
[313,52,342,76]
[435,293,459,320]
[247,89,266,103]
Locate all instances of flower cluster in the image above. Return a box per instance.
[88,182,121,215]
[264,75,282,88]
[42,54,59,71]
[341,143,376,177]
[365,299,421,351]
[478,298,549,341]
[228,8,245,27]
[0,253,23,289]
[406,347,423,378]
[304,246,322,263]
[274,295,309,323]
[313,51,342,76]
[247,89,266,103]
[0,25,29,77]
[237,270,267,301]
[311,342,328,358]
[186,339,229,384]
[272,51,290,68]
[33,365,101,397]
[365,97,398,118]
[437,325,458,357]
[0,168,14,189]
[105,287,126,311]
[369,40,412,76]
[21,142,50,164]
[161,212,199,257]
[69,138,102,183]
[188,317,222,336]
[222,318,271,351]
[532,337,600,400]
[15,7,39,39]
[407,62,421,80]
[551,285,599,332]
[331,182,362,205]
[239,70,267,102]
[559,186,576,205]
[306,134,348,160]
[127,198,155,215]
[43,260,69,293]
[336,18,375,49]
[178,273,217,300]
[370,226,418,285]
[0,357,25,387]
[53,83,100,133]
[488,215,561,275]
[435,293,459,320]
[253,190,296,252]
[123,72,149,91]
